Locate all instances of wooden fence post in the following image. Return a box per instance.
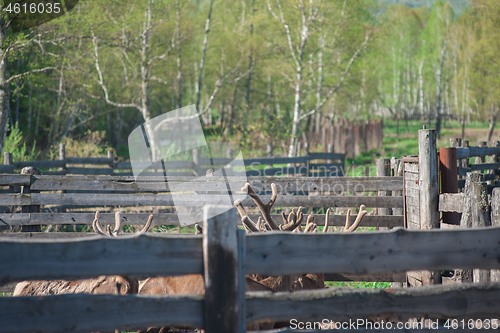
[418,128,441,285]
[376,159,391,227]
[391,157,402,216]
[491,188,500,282]
[439,147,459,225]
[491,140,500,181]
[4,152,13,190]
[107,150,114,173]
[59,144,66,175]
[460,172,491,283]
[450,139,464,188]
[203,206,244,333]
[477,141,487,167]
[4,152,12,167]
[20,167,41,232]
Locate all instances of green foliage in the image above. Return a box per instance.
[2,123,39,163]
[48,131,115,159]
[326,281,392,288]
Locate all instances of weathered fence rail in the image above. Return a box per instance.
[2,206,500,333]
[0,174,403,228]
[1,148,346,177]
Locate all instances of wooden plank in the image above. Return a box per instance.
[0,232,97,239]
[404,172,419,181]
[246,282,500,323]
[0,293,204,333]
[244,227,500,276]
[13,160,66,169]
[0,165,15,173]
[0,175,31,186]
[469,162,500,171]
[308,163,344,170]
[0,213,403,229]
[405,179,419,190]
[0,234,202,284]
[324,272,406,282]
[66,157,113,165]
[246,166,311,176]
[439,193,464,213]
[243,156,309,165]
[18,193,403,208]
[199,157,232,166]
[0,194,31,205]
[254,329,451,333]
[65,167,114,175]
[404,163,418,173]
[405,188,420,199]
[405,195,419,208]
[456,146,500,159]
[30,176,403,193]
[203,206,241,333]
[307,152,345,161]
[457,167,471,176]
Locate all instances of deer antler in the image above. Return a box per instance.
[194,224,203,235]
[139,214,154,234]
[344,205,367,233]
[92,211,111,236]
[281,207,304,231]
[112,212,123,237]
[323,208,330,233]
[234,199,260,232]
[242,183,280,230]
[304,215,317,233]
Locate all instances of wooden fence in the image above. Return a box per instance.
[0,167,404,284]
[2,206,500,333]
[0,146,345,177]
[403,129,500,287]
[306,119,384,159]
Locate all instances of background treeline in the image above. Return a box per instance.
[0,0,497,160]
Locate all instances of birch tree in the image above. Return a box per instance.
[266,0,370,157]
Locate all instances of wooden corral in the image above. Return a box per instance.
[0,168,405,287]
[2,207,500,333]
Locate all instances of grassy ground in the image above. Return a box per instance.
[345,118,495,176]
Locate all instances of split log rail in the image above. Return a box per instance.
[2,206,500,333]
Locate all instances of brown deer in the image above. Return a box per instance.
[13,212,152,296]
[138,183,302,333]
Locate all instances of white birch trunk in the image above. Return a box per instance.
[195,0,214,120]
[435,39,448,138]
[141,0,155,160]
[418,60,424,117]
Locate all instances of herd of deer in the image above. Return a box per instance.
[12,182,367,332]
